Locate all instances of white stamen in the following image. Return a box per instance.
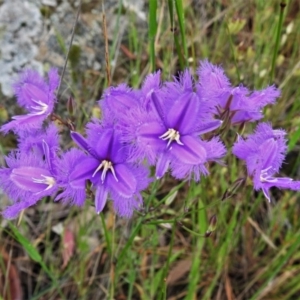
[32,174,56,191]
[30,99,49,115]
[159,128,184,147]
[260,166,275,183]
[92,160,118,183]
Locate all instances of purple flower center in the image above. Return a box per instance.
[92,160,118,183]
[159,128,184,148]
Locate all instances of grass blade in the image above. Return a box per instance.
[174,0,188,67]
[270,1,287,82]
[149,0,158,72]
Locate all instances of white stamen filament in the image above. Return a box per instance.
[260,166,275,183]
[159,128,184,147]
[30,99,49,115]
[32,174,56,191]
[92,160,118,183]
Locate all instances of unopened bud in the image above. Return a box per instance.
[231,177,246,193]
[67,96,76,116]
[224,94,233,111]
[222,177,246,201]
[219,108,231,133]
[205,215,217,237]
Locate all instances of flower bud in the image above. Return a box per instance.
[67,96,76,116]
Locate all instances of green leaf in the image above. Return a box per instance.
[9,223,42,263]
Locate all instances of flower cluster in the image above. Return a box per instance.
[0,61,299,219]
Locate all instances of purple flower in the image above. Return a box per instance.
[17,123,60,157]
[99,71,162,122]
[63,122,150,217]
[1,68,59,134]
[197,60,280,124]
[232,123,300,201]
[139,70,162,111]
[121,72,225,180]
[0,139,59,219]
[99,84,140,121]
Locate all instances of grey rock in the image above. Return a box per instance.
[0,0,44,96]
[0,0,147,97]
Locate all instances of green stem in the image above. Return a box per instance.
[159,221,176,299]
[149,0,158,72]
[100,213,112,255]
[226,23,241,82]
[270,1,287,82]
[175,0,188,67]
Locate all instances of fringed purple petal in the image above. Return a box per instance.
[13,69,49,108]
[151,92,166,123]
[170,135,207,165]
[155,152,171,179]
[248,85,280,108]
[166,92,199,134]
[17,124,60,157]
[137,121,166,149]
[99,84,140,120]
[56,148,87,206]
[141,71,161,111]
[201,137,227,162]
[192,120,222,135]
[70,157,99,186]
[55,186,86,206]
[95,186,108,214]
[260,139,279,170]
[10,167,54,193]
[2,198,40,219]
[170,160,208,181]
[106,164,137,197]
[47,68,60,93]
[197,60,231,99]
[0,114,47,134]
[71,131,98,158]
[111,192,143,218]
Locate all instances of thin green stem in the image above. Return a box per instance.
[116,180,159,266]
[226,23,241,82]
[167,0,185,69]
[175,0,188,67]
[100,213,112,255]
[270,1,287,82]
[149,0,158,72]
[158,221,176,299]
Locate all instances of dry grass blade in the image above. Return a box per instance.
[166,259,192,285]
[247,217,277,250]
[0,248,23,300]
[102,0,111,87]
